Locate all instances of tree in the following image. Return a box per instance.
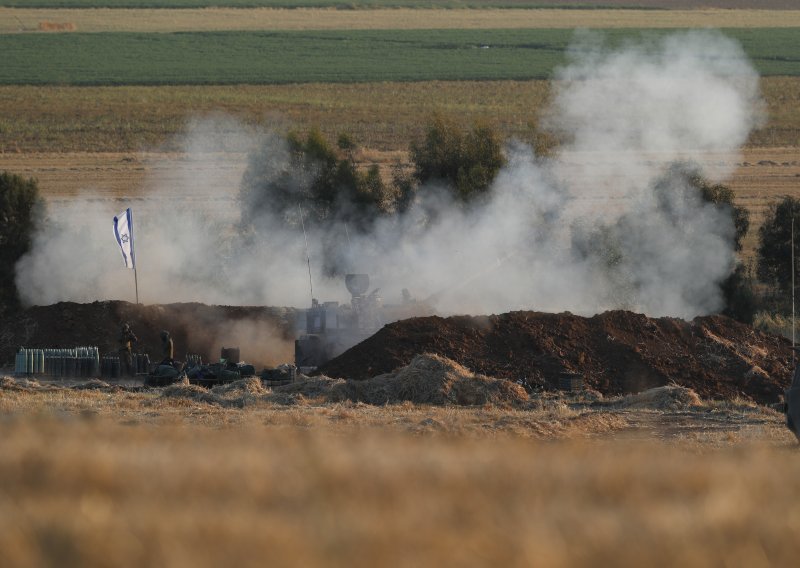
[578,162,753,321]
[757,196,800,295]
[721,263,757,324]
[696,178,750,254]
[410,116,505,204]
[655,162,750,251]
[240,129,396,277]
[0,172,42,314]
[240,128,390,231]
[691,169,754,321]
[684,164,753,321]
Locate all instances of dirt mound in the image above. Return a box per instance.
[269,354,528,407]
[0,301,296,370]
[347,353,529,406]
[161,377,269,407]
[211,377,267,397]
[318,311,793,404]
[617,385,703,411]
[162,381,217,403]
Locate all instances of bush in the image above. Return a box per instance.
[757,196,800,296]
[0,172,42,314]
[410,116,505,204]
[752,311,793,340]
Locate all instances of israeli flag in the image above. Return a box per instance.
[113,208,136,269]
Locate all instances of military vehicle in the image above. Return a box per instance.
[294,273,430,371]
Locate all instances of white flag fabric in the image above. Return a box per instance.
[113,208,136,269]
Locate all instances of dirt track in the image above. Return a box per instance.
[4,148,798,201]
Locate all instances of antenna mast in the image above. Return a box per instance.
[298,204,313,303]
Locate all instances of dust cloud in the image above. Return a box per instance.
[15,31,763,320]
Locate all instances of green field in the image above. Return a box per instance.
[2,28,800,86]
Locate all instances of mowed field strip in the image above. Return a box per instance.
[4,8,800,33]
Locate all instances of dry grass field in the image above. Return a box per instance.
[0,82,553,153]
[2,77,799,153]
[0,377,798,567]
[4,7,800,33]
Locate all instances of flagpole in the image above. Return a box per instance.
[134,266,140,305]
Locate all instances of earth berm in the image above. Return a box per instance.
[319,310,793,404]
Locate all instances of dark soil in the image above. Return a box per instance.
[3,302,794,404]
[0,301,296,370]
[318,311,794,404]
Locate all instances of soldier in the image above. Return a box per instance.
[160,330,174,366]
[118,322,138,377]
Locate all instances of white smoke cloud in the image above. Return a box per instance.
[16,30,763,323]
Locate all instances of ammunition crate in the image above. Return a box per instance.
[558,372,584,391]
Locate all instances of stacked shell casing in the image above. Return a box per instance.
[101,353,150,378]
[14,347,100,378]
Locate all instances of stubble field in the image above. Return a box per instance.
[1,377,799,567]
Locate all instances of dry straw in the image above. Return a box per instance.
[280,353,530,407]
[617,385,704,411]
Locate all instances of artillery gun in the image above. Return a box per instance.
[294,273,429,371]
